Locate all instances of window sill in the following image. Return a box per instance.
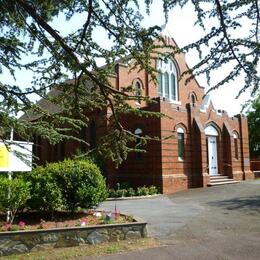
[170,100,181,105]
[158,96,181,105]
[178,157,184,162]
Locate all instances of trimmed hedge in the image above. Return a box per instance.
[24,165,63,213]
[26,159,108,212]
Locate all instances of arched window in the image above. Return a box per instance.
[177,127,184,160]
[233,132,239,160]
[157,58,178,102]
[191,94,196,106]
[135,81,142,104]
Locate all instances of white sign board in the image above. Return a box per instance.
[0,141,33,172]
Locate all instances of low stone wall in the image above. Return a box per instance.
[0,217,147,257]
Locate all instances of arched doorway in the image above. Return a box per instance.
[205,125,219,176]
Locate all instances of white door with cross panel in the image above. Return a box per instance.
[207,136,218,175]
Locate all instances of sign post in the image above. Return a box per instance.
[7,129,14,223]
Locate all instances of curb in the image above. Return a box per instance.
[106,194,162,201]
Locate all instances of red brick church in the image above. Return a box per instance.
[25,36,254,194]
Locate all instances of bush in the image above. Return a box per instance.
[115,189,127,197]
[26,159,107,213]
[108,188,127,198]
[108,185,159,198]
[0,175,30,224]
[53,159,107,212]
[25,166,63,213]
[126,187,136,197]
[136,186,150,196]
[148,185,159,195]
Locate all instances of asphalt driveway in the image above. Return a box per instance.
[94,180,260,259]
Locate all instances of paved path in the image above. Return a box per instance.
[98,194,204,238]
[91,180,260,259]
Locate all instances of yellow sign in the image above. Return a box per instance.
[0,144,10,169]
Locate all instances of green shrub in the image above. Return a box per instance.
[126,187,136,197]
[108,188,117,198]
[136,186,150,196]
[108,185,159,198]
[115,189,127,197]
[0,175,30,224]
[25,166,63,213]
[148,185,159,195]
[53,159,107,212]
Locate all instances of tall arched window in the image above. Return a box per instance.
[157,58,179,102]
[191,94,196,106]
[233,132,239,160]
[135,81,142,104]
[177,127,184,160]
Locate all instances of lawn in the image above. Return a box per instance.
[0,238,159,260]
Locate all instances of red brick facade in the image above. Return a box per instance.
[34,37,253,194]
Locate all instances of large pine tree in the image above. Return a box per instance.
[0,0,259,164]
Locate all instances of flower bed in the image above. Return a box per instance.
[0,212,147,257]
[0,210,132,232]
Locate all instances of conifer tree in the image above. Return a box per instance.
[0,1,259,164]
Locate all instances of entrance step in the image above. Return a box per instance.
[208,175,240,186]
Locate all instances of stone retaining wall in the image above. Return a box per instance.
[0,217,147,257]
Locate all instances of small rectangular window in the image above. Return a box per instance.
[178,133,184,160]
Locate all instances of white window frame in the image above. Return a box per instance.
[157,58,179,103]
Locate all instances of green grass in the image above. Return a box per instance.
[1,238,159,260]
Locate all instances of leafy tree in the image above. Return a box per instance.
[0,0,259,164]
[247,96,260,158]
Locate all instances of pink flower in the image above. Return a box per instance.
[18,221,25,229]
[80,218,87,226]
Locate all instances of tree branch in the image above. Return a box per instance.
[255,0,260,42]
[74,0,93,51]
[215,0,253,77]
[16,0,129,98]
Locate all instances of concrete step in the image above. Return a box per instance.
[210,178,233,183]
[210,175,228,179]
[208,180,240,186]
[208,175,240,186]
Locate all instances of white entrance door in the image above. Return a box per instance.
[207,136,218,175]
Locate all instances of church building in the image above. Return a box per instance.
[25,36,254,194]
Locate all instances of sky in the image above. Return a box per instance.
[0,1,254,116]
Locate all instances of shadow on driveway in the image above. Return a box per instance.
[208,195,260,214]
